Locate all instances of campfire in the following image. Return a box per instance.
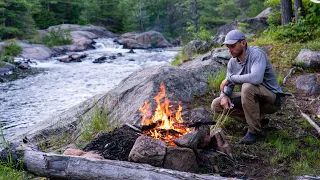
[139,83,192,145]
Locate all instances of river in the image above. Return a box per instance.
[0,38,179,138]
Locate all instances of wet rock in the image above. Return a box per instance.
[93,56,107,63]
[115,31,171,49]
[163,146,199,173]
[116,53,123,57]
[296,74,319,95]
[128,49,136,53]
[0,68,12,76]
[109,55,117,60]
[18,62,30,69]
[19,42,53,60]
[295,49,320,70]
[128,135,166,167]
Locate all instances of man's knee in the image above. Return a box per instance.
[241,83,258,97]
[211,97,221,112]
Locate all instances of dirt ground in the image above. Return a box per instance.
[83,71,319,179]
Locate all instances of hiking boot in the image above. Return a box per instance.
[240,132,257,145]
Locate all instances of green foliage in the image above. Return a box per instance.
[2,40,22,57]
[208,69,227,90]
[38,28,72,47]
[80,107,116,142]
[171,48,189,66]
[0,130,32,179]
[0,55,14,64]
[305,38,320,51]
[276,72,284,85]
[238,22,249,33]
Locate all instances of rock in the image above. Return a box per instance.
[93,56,107,63]
[11,52,224,146]
[163,146,199,173]
[296,74,319,95]
[3,62,16,70]
[211,48,231,65]
[18,62,30,69]
[19,42,53,60]
[184,40,214,58]
[128,136,166,167]
[317,106,320,118]
[295,49,320,70]
[47,24,118,38]
[189,107,212,122]
[63,148,85,156]
[0,68,12,76]
[115,31,171,49]
[211,17,268,45]
[68,31,97,51]
[255,7,272,18]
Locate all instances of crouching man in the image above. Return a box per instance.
[211,29,284,144]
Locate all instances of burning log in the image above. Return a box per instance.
[0,143,230,180]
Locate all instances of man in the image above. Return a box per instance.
[211,29,284,144]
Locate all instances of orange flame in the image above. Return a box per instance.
[139,83,191,144]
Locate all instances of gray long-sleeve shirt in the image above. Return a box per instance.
[223,46,283,97]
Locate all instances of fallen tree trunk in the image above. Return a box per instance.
[1,143,233,180]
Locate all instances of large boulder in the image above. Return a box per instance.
[11,52,224,144]
[115,31,172,49]
[211,17,269,45]
[295,49,320,71]
[47,24,118,38]
[184,40,214,58]
[19,42,54,60]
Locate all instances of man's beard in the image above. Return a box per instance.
[232,48,243,58]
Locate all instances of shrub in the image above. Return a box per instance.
[40,27,72,47]
[2,40,22,57]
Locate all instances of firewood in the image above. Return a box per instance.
[301,111,320,135]
[283,66,297,84]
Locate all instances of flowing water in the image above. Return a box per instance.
[0,38,179,138]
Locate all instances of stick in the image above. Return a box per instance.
[300,111,320,135]
[283,66,297,84]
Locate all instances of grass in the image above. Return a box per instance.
[263,129,320,175]
[0,130,33,180]
[80,107,117,143]
[208,69,227,90]
[171,48,189,66]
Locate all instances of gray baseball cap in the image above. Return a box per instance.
[222,29,246,45]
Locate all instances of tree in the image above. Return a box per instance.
[0,0,36,39]
[280,0,293,25]
[294,0,303,21]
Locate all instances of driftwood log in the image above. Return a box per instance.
[1,143,234,180]
[300,111,320,135]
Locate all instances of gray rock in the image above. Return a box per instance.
[19,43,53,60]
[163,146,199,173]
[211,48,231,65]
[47,24,118,38]
[128,136,166,167]
[115,31,171,49]
[211,17,268,45]
[255,7,272,18]
[295,49,320,70]
[184,40,213,58]
[190,107,212,122]
[11,54,224,146]
[3,62,16,70]
[296,74,319,95]
[0,68,12,76]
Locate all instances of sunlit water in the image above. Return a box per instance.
[0,38,179,137]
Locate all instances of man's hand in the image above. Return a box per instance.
[220,79,229,92]
[220,96,232,109]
